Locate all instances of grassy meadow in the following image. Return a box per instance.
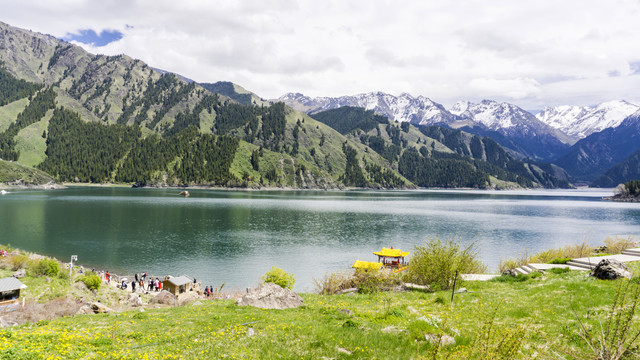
[1,265,640,359]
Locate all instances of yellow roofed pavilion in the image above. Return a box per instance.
[352,260,383,270]
[373,248,409,258]
[373,247,409,268]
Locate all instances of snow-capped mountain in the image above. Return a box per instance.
[536,100,640,140]
[279,92,470,126]
[448,99,571,160]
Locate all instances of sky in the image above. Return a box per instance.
[3,0,640,111]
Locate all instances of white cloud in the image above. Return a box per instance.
[2,0,640,109]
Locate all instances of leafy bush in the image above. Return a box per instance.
[30,258,60,277]
[405,237,486,291]
[78,272,101,290]
[262,267,295,289]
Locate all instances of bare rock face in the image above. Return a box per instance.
[591,259,632,280]
[13,269,26,278]
[149,290,175,305]
[236,283,303,310]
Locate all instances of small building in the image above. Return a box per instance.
[373,247,409,268]
[162,275,194,296]
[0,277,27,305]
[352,260,383,270]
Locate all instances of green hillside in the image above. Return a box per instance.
[312,107,570,188]
[0,21,567,189]
[0,158,53,185]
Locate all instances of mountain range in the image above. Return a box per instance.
[280,91,640,185]
[0,20,637,188]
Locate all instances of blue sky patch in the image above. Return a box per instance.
[64,29,123,47]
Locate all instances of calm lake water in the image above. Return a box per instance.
[1,187,639,291]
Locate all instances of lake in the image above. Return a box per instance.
[1,187,639,291]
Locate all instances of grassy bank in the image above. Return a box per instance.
[2,264,640,359]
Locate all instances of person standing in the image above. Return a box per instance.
[131,280,136,292]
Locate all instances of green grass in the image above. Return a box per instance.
[0,159,54,184]
[0,97,29,133]
[2,267,640,359]
[15,109,53,167]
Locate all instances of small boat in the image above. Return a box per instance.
[0,190,7,195]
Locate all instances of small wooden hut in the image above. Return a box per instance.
[0,277,27,305]
[373,247,409,268]
[162,275,193,296]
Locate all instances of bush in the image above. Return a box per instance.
[78,272,101,290]
[352,268,401,294]
[604,235,638,254]
[30,259,60,277]
[405,237,486,291]
[313,270,353,295]
[262,267,295,289]
[8,254,29,271]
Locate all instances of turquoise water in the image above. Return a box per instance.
[1,187,638,291]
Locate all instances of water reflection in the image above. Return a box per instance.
[0,187,637,291]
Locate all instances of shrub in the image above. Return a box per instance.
[405,237,486,291]
[313,270,353,295]
[262,267,295,289]
[605,235,638,254]
[352,268,401,294]
[30,259,60,277]
[8,254,29,271]
[78,272,101,290]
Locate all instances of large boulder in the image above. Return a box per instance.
[12,269,26,278]
[236,283,303,310]
[149,290,176,305]
[89,302,113,314]
[591,259,632,280]
[127,294,143,307]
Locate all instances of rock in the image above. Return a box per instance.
[192,301,203,306]
[501,269,519,277]
[335,287,358,295]
[247,327,255,337]
[591,259,632,280]
[12,269,26,278]
[236,283,303,310]
[90,302,114,313]
[454,287,467,293]
[403,283,432,292]
[381,325,401,333]
[425,333,455,346]
[76,305,93,315]
[339,309,353,316]
[149,290,176,305]
[178,293,200,306]
[337,347,352,355]
[0,317,17,328]
[127,294,143,307]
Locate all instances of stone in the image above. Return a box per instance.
[591,259,632,280]
[425,333,455,346]
[247,327,255,337]
[76,305,93,315]
[339,309,353,316]
[149,290,176,305]
[335,287,358,295]
[236,282,303,310]
[501,269,518,277]
[127,294,143,307]
[454,287,467,293]
[90,302,114,314]
[12,269,26,278]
